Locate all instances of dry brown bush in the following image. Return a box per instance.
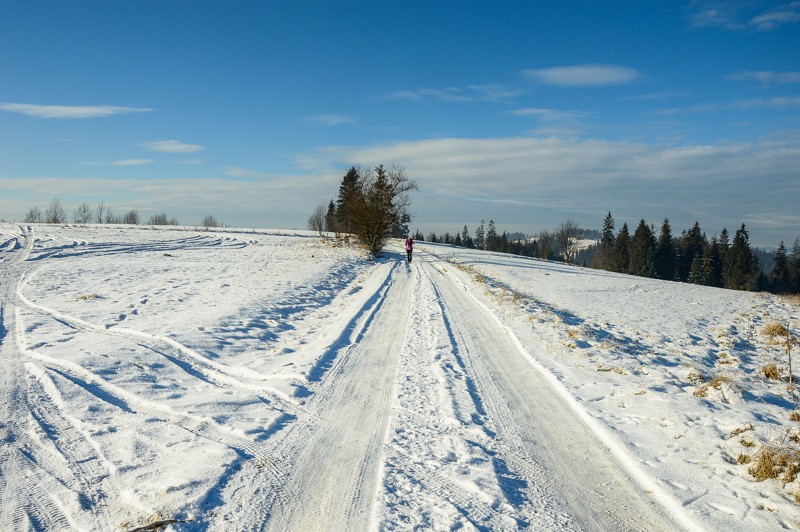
[749,429,800,486]
[762,363,780,380]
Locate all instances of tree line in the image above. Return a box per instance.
[308,164,417,255]
[414,212,800,295]
[415,218,586,263]
[22,198,222,229]
[594,213,800,294]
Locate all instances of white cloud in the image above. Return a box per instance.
[749,1,800,30]
[140,140,206,153]
[728,70,800,85]
[387,87,472,102]
[521,64,640,87]
[689,1,800,31]
[0,102,152,119]
[85,159,154,166]
[305,114,356,126]
[656,96,800,115]
[298,135,800,246]
[510,108,588,121]
[386,84,522,103]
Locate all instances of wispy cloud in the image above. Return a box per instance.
[689,1,800,31]
[510,108,588,121]
[387,87,472,102]
[298,134,800,245]
[728,70,800,85]
[140,140,205,153]
[386,84,521,103]
[656,96,800,115]
[223,167,275,179]
[510,108,590,136]
[305,114,356,126]
[85,159,154,166]
[749,1,800,30]
[521,64,640,87]
[0,102,153,119]
[625,89,692,101]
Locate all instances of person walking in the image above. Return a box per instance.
[405,236,414,263]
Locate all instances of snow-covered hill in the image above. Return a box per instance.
[1,223,797,530]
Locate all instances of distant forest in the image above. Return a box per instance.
[415,214,800,295]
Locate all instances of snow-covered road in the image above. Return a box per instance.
[2,224,797,530]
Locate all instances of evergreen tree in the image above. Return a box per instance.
[499,231,509,253]
[771,241,790,293]
[414,229,424,241]
[707,236,724,287]
[325,200,338,233]
[461,225,473,248]
[485,220,499,251]
[629,219,656,277]
[336,166,362,234]
[688,255,705,285]
[611,223,630,274]
[724,224,758,291]
[679,222,706,282]
[790,237,800,294]
[538,230,555,260]
[474,220,485,250]
[654,218,675,280]
[598,212,615,269]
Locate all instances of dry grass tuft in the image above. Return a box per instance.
[762,363,781,380]
[687,371,706,385]
[738,453,751,464]
[748,429,800,485]
[75,293,97,301]
[730,422,754,437]
[694,373,733,398]
[763,322,790,337]
[791,411,800,423]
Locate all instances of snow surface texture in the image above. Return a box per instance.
[0,223,798,531]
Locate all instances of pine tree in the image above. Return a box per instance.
[679,222,706,282]
[461,225,473,248]
[724,224,758,291]
[654,218,675,280]
[598,212,615,269]
[485,220,499,251]
[790,237,800,294]
[325,200,338,233]
[474,220,485,250]
[771,241,790,293]
[707,236,724,287]
[629,219,656,278]
[336,166,362,234]
[611,223,630,274]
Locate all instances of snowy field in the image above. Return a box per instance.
[0,223,798,531]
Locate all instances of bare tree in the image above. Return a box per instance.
[555,219,581,264]
[202,214,219,228]
[73,203,93,224]
[148,212,178,225]
[96,202,107,224]
[122,209,140,225]
[45,198,67,224]
[307,204,326,236]
[24,206,42,223]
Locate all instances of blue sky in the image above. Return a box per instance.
[1,1,798,247]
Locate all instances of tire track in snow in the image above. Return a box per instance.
[0,226,82,531]
[380,259,547,530]
[423,254,692,530]
[206,260,409,530]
